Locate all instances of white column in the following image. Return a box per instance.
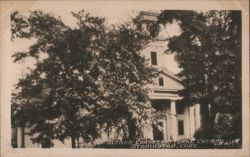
[17,127,24,148]
[163,105,168,140]
[195,104,201,130]
[166,106,171,140]
[170,100,178,140]
[189,106,196,139]
[183,106,190,138]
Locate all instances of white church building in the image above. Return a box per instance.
[138,11,201,141]
[11,11,201,148]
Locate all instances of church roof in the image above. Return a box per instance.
[158,67,182,83]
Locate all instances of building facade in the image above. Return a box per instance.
[138,11,201,141]
[11,11,201,148]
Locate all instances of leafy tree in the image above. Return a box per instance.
[11,10,158,148]
[156,10,241,139]
[95,23,158,140]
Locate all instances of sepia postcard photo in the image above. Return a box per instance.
[0,0,249,157]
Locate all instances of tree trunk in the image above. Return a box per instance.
[127,114,137,140]
[200,103,210,127]
[71,136,76,148]
[199,102,213,138]
[77,138,80,148]
[209,105,217,137]
[122,126,128,140]
[20,127,25,148]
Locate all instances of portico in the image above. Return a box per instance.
[143,96,182,140]
[142,68,201,141]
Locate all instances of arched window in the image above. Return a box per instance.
[159,77,164,86]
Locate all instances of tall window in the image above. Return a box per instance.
[159,77,164,86]
[178,120,184,135]
[176,101,185,136]
[151,51,157,65]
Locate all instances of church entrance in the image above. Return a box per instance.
[151,100,170,140]
[152,121,164,140]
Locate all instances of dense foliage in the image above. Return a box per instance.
[156,10,241,140]
[11,10,158,148]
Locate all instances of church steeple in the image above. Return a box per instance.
[137,11,170,41]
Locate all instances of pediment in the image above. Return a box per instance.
[157,67,184,91]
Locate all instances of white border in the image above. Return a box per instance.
[1,1,249,157]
